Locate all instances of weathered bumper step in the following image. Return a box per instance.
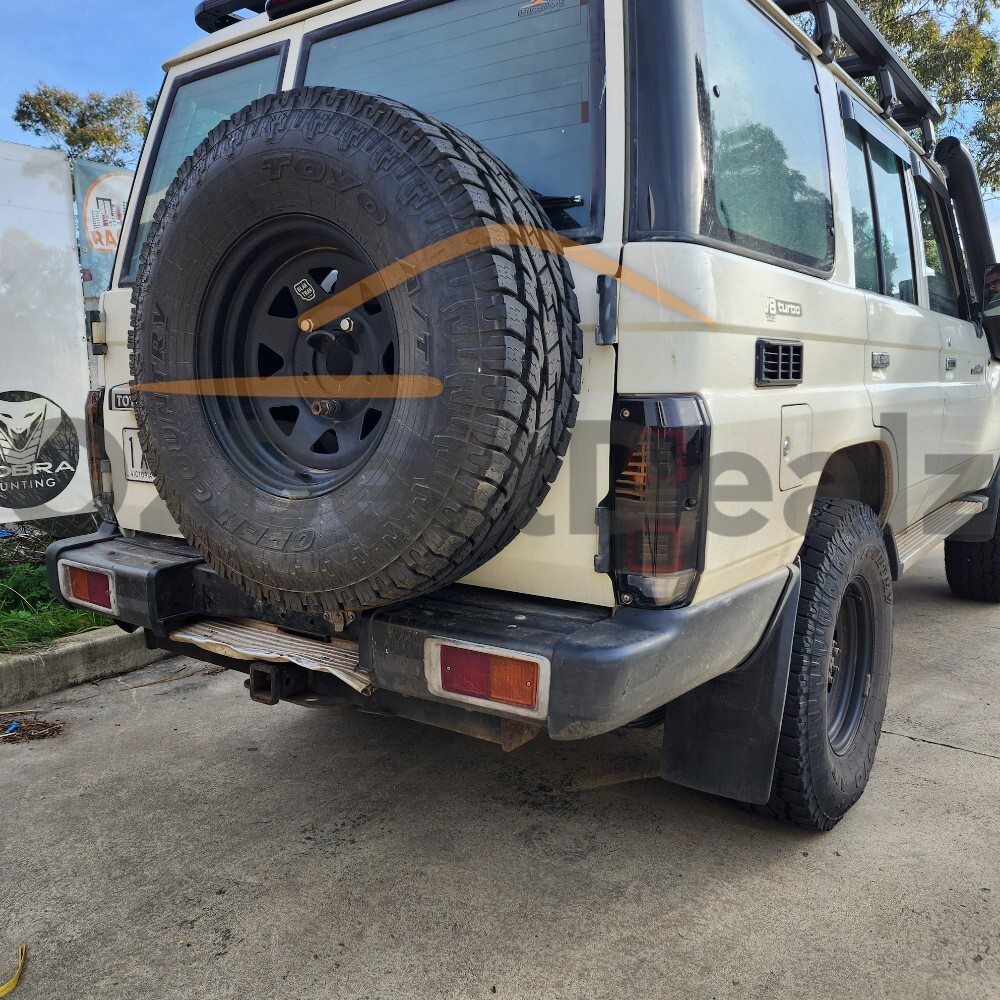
[169,618,373,695]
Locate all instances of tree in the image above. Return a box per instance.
[13,83,151,167]
[711,121,832,261]
[855,2,1000,188]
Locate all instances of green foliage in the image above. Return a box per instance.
[0,562,108,652]
[857,2,1000,188]
[0,563,54,609]
[12,83,151,167]
[711,121,832,262]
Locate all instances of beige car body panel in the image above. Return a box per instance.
[97,0,998,613]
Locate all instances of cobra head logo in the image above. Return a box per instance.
[0,397,62,466]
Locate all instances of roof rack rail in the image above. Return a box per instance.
[195,0,267,33]
[775,0,943,133]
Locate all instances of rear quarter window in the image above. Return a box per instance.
[123,51,284,281]
[700,0,834,271]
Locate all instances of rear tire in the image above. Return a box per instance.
[944,533,1000,601]
[755,499,893,830]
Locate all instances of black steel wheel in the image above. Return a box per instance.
[755,499,893,830]
[197,218,397,499]
[827,576,875,756]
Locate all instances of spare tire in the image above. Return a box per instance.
[129,87,583,614]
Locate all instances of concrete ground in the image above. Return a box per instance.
[1,555,996,1000]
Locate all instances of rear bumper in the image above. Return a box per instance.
[47,529,792,739]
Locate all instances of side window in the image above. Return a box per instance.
[123,53,283,280]
[701,0,834,271]
[915,183,961,318]
[844,121,879,292]
[867,137,916,303]
[844,120,918,303]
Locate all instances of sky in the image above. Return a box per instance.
[2,0,1000,247]
[0,2,199,147]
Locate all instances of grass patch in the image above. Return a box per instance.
[0,563,110,653]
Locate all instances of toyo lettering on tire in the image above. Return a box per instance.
[129,87,582,613]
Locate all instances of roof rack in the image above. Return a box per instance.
[195,0,267,33]
[775,0,943,136]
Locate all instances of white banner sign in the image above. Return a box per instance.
[0,142,94,522]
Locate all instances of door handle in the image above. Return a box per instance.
[871,352,890,369]
[945,357,957,371]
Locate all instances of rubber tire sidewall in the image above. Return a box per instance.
[135,148,445,599]
[783,500,894,826]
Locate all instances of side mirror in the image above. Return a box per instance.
[983,266,1000,318]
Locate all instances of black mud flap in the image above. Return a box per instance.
[660,565,801,804]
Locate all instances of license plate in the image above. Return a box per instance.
[122,428,154,483]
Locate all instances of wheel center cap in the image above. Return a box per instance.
[307,331,356,380]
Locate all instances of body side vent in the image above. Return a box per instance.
[756,340,804,387]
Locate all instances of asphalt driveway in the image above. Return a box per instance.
[1,554,997,1000]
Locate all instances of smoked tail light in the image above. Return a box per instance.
[57,561,118,615]
[612,397,710,608]
[85,388,116,523]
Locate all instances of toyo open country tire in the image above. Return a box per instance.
[129,87,582,614]
[753,499,893,830]
[944,531,1000,601]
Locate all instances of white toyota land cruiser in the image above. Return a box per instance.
[49,0,1000,829]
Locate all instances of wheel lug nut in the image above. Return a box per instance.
[311,399,342,417]
[339,317,355,332]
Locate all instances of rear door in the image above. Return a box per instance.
[841,109,944,528]
[298,0,619,607]
[912,177,995,506]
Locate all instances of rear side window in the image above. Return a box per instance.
[844,122,879,293]
[867,137,916,303]
[124,53,283,280]
[302,0,598,235]
[916,184,961,317]
[701,0,834,271]
[843,120,917,304]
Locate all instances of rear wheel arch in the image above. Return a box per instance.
[814,442,890,525]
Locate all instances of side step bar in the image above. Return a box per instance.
[893,495,988,575]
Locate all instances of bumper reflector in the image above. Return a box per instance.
[425,638,551,718]
[440,646,539,710]
[59,561,117,615]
